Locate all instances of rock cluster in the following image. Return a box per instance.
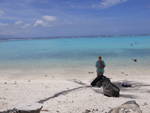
[108,101,142,113]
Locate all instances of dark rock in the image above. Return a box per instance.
[102,76,120,97]
[0,108,18,113]
[108,101,142,113]
[91,75,120,97]
[0,104,43,113]
[96,80,103,87]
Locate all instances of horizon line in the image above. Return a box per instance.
[0,34,150,41]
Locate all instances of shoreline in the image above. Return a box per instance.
[0,65,150,80]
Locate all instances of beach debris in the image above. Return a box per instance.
[41,109,49,112]
[92,108,98,112]
[56,110,60,113]
[132,58,138,62]
[121,72,124,74]
[44,75,48,77]
[83,109,91,113]
[71,100,74,103]
[0,103,43,113]
[121,72,128,76]
[28,80,31,82]
[4,82,7,84]
[121,82,132,87]
[13,81,17,85]
[82,108,98,113]
[88,72,94,74]
[108,101,142,113]
[125,74,128,76]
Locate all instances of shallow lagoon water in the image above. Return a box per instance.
[0,36,150,75]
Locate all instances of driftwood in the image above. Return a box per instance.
[0,104,43,113]
[108,101,142,113]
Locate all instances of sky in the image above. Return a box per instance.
[0,0,150,37]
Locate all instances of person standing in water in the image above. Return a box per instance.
[91,56,106,86]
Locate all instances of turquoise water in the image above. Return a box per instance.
[0,36,150,70]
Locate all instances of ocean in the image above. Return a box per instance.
[0,36,150,78]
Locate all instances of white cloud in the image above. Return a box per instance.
[14,20,31,28]
[42,16,56,22]
[34,19,47,27]
[34,15,56,27]
[15,20,24,25]
[99,0,127,8]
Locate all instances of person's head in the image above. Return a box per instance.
[99,56,102,60]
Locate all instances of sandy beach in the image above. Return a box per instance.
[0,68,150,113]
[0,0,150,112]
[0,36,150,113]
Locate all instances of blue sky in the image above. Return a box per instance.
[0,0,150,37]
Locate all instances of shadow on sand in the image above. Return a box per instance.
[37,79,150,104]
[38,82,91,104]
[113,80,150,99]
[72,79,150,99]
[113,80,150,92]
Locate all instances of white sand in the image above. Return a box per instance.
[0,74,150,113]
[0,68,150,113]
